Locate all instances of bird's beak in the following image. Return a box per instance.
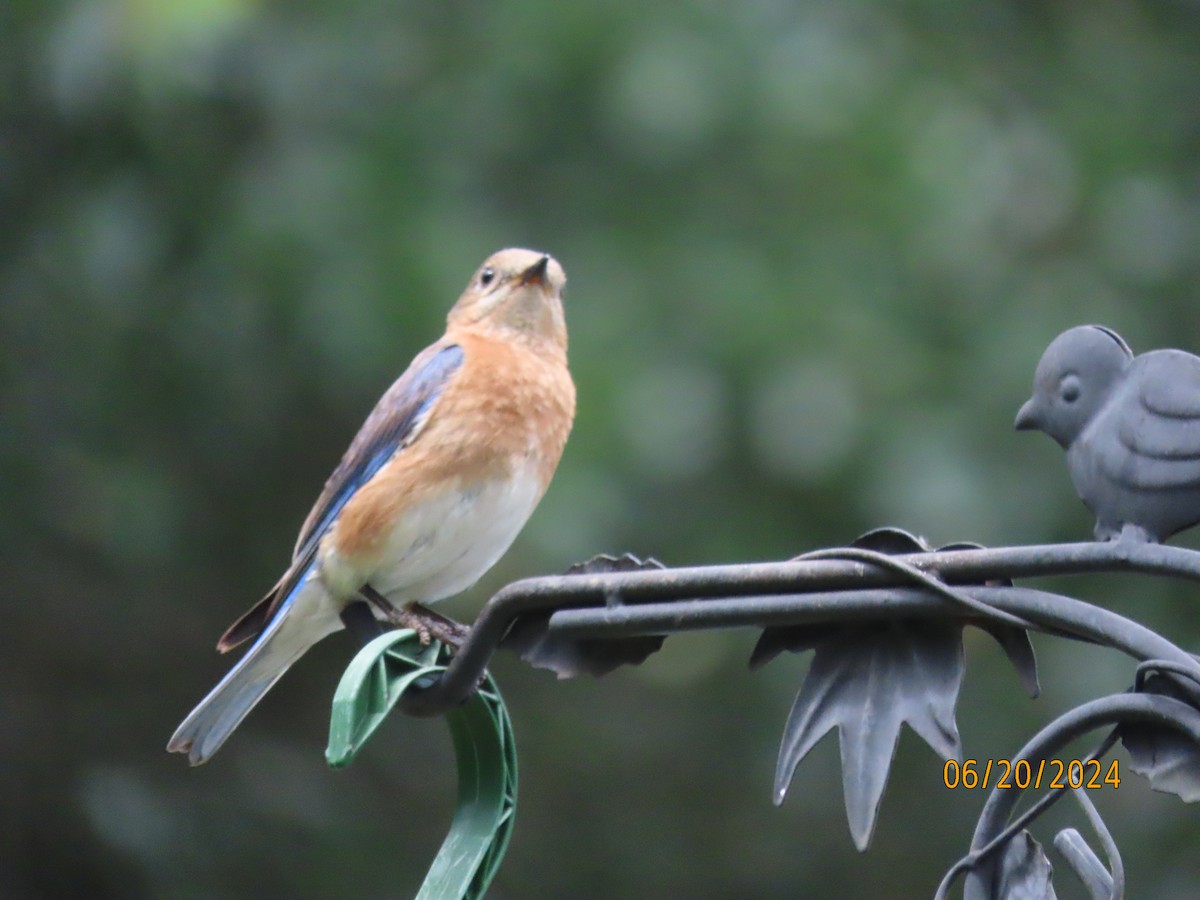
[1014,399,1039,431]
[518,255,550,289]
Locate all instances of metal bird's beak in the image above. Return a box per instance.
[518,255,550,288]
[1014,399,1040,431]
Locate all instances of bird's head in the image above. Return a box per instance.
[448,248,568,353]
[1015,324,1133,448]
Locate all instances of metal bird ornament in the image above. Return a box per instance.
[1016,324,1200,543]
[168,249,575,765]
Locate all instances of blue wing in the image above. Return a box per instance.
[293,342,466,558]
[216,342,465,652]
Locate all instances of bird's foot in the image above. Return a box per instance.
[1098,522,1157,544]
[359,585,471,649]
[389,602,471,649]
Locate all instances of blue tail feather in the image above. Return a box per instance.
[167,565,339,765]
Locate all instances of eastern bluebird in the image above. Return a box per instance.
[1016,324,1200,542]
[168,248,575,765]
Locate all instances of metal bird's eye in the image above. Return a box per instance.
[479,267,496,288]
[1060,374,1082,404]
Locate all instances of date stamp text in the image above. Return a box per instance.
[943,758,1120,790]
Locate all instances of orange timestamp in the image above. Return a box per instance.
[943,758,1120,791]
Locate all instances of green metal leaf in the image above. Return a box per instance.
[327,629,517,900]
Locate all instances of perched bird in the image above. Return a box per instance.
[1015,324,1200,543]
[169,248,575,765]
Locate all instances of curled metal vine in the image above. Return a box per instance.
[340,529,1200,898]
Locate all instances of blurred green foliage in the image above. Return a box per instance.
[4,0,1200,897]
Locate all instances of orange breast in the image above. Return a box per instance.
[329,330,575,566]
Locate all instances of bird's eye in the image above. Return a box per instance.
[1060,375,1081,404]
[479,267,496,288]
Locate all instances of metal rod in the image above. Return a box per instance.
[548,586,1198,668]
[392,542,1200,716]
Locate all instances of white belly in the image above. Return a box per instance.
[321,467,544,605]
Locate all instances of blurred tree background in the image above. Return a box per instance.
[4,0,1200,897]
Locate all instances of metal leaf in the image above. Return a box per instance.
[977,620,1041,698]
[1054,828,1113,900]
[938,540,1040,697]
[499,553,667,678]
[1121,673,1200,802]
[756,527,1038,850]
[995,831,1058,900]
[752,528,1040,694]
[750,528,933,671]
[853,525,933,555]
[749,623,832,670]
[773,619,965,850]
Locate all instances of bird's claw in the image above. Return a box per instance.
[385,601,471,650]
[359,585,471,649]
